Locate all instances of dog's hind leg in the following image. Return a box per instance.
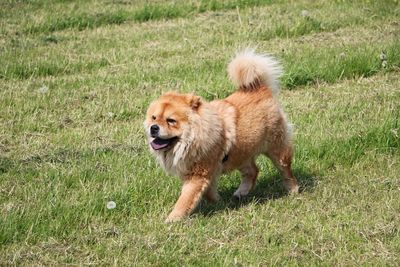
[233,159,259,198]
[265,145,299,194]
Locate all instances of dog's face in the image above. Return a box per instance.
[144,92,201,151]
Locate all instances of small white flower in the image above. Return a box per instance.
[5,202,13,212]
[106,201,116,209]
[339,52,346,58]
[107,112,115,118]
[301,10,310,17]
[38,85,49,94]
[382,60,388,68]
[391,128,398,138]
[379,51,387,61]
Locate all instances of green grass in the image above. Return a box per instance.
[258,0,399,40]
[281,40,400,88]
[26,10,129,33]
[1,0,400,265]
[23,0,272,33]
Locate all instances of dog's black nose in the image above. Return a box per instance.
[150,125,159,136]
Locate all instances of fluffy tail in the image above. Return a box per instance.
[227,49,282,95]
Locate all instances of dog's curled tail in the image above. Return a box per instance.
[227,49,282,95]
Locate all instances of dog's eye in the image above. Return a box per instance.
[152,115,156,120]
[166,118,176,124]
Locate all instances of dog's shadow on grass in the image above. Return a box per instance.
[196,168,317,217]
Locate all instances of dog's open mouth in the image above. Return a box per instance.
[150,137,178,150]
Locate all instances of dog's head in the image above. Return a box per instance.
[144,92,202,152]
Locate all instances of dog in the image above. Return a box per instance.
[144,49,299,222]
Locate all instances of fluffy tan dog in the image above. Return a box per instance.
[144,49,299,222]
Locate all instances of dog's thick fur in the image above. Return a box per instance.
[144,49,299,222]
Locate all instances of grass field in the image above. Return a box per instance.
[1,0,400,265]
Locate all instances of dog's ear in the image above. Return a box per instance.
[187,94,202,110]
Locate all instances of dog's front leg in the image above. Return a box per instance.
[165,176,210,223]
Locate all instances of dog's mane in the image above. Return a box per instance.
[154,103,225,177]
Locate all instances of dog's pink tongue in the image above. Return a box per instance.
[150,138,170,150]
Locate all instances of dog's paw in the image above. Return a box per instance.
[165,212,184,223]
[288,185,300,194]
[233,181,254,198]
[286,184,300,195]
[233,188,250,198]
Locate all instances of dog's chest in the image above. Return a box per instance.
[155,150,188,177]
